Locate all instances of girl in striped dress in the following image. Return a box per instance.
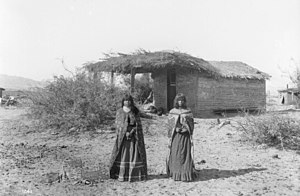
[167,93,195,182]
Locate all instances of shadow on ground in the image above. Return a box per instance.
[145,168,267,182]
[194,168,267,181]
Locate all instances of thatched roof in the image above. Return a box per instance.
[85,50,218,76]
[209,61,271,80]
[85,50,270,80]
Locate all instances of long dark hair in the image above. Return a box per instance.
[173,93,187,109]
[121,94,139,115]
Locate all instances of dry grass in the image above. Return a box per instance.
[236,112,300,150]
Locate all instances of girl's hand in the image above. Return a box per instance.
[181,128,188,133]
[168,140,172,148]
[130,128,136,135]
[126,132,131,140]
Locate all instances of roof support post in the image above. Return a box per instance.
[110,71,114,87]
[93,72,98,80]
[130,67,136,93]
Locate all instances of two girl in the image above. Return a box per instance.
[109,93,195,182]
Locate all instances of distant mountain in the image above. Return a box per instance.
[0,74,46,90]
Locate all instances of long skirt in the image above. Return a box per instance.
[167,131,194,181]
[112,137,146,182]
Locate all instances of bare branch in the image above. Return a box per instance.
[56,57,75,77]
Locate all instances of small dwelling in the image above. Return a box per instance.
[278,88,300,105]
[0,87,4,98]
[86,50,270,118]
[0,87,5,105]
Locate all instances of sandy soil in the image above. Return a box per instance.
[0,107,300,196]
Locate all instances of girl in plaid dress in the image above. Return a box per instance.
[109,94,147,182]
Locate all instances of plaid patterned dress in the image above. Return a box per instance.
[109,108,147,182]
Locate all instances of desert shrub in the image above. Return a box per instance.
[124,74,153,104]
[26,73,127,132]
[236,113,300,150]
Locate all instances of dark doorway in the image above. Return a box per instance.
[167,69,176,111]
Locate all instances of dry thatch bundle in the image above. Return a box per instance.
[85,50,270,80]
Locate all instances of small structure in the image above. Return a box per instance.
[0,87,4,98]
[85,50,270,117]
[0,87,5,105]
[278,88,300,105]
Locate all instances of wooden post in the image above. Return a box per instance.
[130,68,136,93]
[93,72,98,80]
[110,71,114,87]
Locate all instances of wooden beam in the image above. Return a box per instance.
[130,68,136,93]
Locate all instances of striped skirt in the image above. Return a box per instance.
[113,137,146,182]
[167,131,194,182]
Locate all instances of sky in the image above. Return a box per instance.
[0,0,299,92]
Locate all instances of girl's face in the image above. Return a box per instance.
[178,100,184,107]
[123,100,131,107]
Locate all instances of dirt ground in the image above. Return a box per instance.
[0,107,300,196]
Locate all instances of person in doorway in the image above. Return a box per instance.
[166,93,195,182]
[109,94,147,182]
